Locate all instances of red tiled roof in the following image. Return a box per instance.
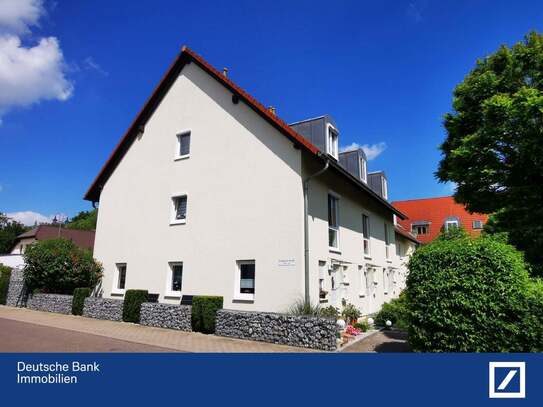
[394,224,420,245]
[392,196,488,244]
[14,225,95,251]
[83,46,406,219]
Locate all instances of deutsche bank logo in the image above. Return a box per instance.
[488,362,526,399]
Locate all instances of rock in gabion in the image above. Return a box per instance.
[27,293,73,314]
[216,310,337,351]
[5,268,27,307]
[83,297,123,321]
[140,303,192,331]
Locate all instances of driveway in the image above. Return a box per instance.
[341,329,410,352]
[0,306,315,353]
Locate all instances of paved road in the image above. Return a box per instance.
[342,330,410,352]
[0,318,180,352]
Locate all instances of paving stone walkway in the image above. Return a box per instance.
[0,306,316,353]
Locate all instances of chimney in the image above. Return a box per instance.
[222,67,228,77]
[268,106,276,115]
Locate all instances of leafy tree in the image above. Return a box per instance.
[0,213,29,253]
[23,238,102,294]
[437,32,543,275]
[65,209,97,231]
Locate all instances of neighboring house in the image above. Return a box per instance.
[392,196,488,244]
[9,225,95,254]
[84,46,416,315]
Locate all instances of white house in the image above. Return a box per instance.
[85,47,418,315]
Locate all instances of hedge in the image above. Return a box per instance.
[406,235,542,352]
[191,296,223,334]
[122,290,148,323]
[72,287,91,316]
[0,265,11,305]
[375,291,409,330]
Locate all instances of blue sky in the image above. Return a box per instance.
[1,0,542,225]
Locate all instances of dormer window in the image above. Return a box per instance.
[326,124,339,159]
[360,157,367,183]
[444,217,459,231]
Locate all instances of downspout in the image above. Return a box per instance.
[303,155,329,306]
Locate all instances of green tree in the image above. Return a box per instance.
[437,32,543,275]
[65,209,97,231]
[0,213,29,253]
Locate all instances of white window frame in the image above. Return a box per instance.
[381,177,388,200]
[112,263,126,295]
[384,223,391,261]
[412,223,429,236]
[328,191,340,252]
[445,219,459,231]
[234,260,255,301]
[170,193,188,225]
[472,220,483,229]
[326,123,339,159]
[362,213,371,258]
[165,262,183,298]
[174,130,191,161]
[360,157,367,183]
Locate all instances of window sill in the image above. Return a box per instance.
[164,292,182,299]
[111,289,125,296]
[329,247,341,254]
[364,255,372,260]
[233,294,254,302]
[170,219,186,226]
[174,154,190,161]
[386,259,392,263]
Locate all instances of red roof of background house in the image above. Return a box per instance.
[394,224,420,245]
[392,196,488,244]
[14,225,95,252]
[83,46,406,220]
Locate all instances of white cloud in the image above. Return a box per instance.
[340,142,387,160]
[0,0,43,35]
[5,211,67,226]
[83,56,108,76]
[0,0,72,122]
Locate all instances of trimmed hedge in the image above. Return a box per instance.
[406,235,542,352]
[0,265,11,305]
[122,290,148,323]
[72,287,91,316]
[191,296,223,334]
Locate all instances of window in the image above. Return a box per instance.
[444,219,459,231]
[473,220,483,229]
[383,268,389,294]
[362,214,371,257]
[235,260,255,301]
[166,262,183,296]
[365,266,374,297]
[327,125,339,159]
[319,261,327,300]
[113,263,126,294]
[171,195,187,225]
[328,194,340,249]
[175,131,191,159]
[384,223,391,260]
[412,223,429,235]
[360,157,367,183]
[381,177,388,200]
[396,241,401,257]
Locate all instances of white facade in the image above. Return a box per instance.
[91,54,415,314]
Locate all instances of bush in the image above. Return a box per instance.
[23,238,102,294]
[0,265,11,305]
[71,287,91,316]
[375,292,409,330]
[191,296,223,334]
[320,305,339,319]
[341,303,361,324]
[406,235,540,352]
[287,298,322,316]
[122,290,148,323]
[353,321,369,332]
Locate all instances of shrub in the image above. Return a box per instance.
[71,287,91,316]
[122,290,148,323]
[0,265,11,305]
[23,238,102,294]
[375,292,409,330]
[406,235,538,352]
[353,321,369,332]
[191,296,223,334]
[341,303,361,324]
[320,305,339,319]
[287,298,322,317]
